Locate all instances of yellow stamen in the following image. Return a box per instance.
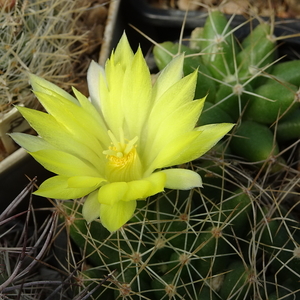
[103,130,142,182]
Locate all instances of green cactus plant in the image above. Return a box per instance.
[0,0,96,114]
[0,0,110,159]
[57,151,300,299]
[51,6,300,300]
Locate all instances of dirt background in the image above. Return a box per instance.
[147,0,300,18]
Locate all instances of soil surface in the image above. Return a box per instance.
[147,0,300,18]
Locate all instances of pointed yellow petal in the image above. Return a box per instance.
[32,91,107,153]
[101,57,125,133]
[162,168,202,189]
[100,200,137,232]
[97,182,128,205]
[16,106,105,170]
[29,73,78,105]
[143,171,167,195]
[86,60,105,113]
[113,32,134,66]
[123,172,166,202]
[100,33,134,133]
[82,191,101,223]
[9,133,55,152]
[123,180,151,201]
[33,176,96,199]
[152,54,184,103]
[169,123,235,166]
[72,87,110,145]
[151,71,198,118]
[122,47,152,138]
[67,176,106,188]
[143,72,202,158]
[29,149,101,177]
[166,98,205,134]
[148,131,201,170]
[145,99,205,164]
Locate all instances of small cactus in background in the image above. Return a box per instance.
[0,0,109,158]
[0,0,110,112]
[1,0,83,113]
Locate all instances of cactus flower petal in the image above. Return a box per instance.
[82,190,101,223]
[34,176,97,199]
[100,200,137,233]
[11,32,234,232]
[29,73,78,105]
[162,169,203,190]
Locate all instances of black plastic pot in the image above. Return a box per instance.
[129,0,300,44]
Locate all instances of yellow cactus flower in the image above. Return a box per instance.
[10,33,233,232]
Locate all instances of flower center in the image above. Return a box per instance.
[106,147,134,167]
[103,130,142,182]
